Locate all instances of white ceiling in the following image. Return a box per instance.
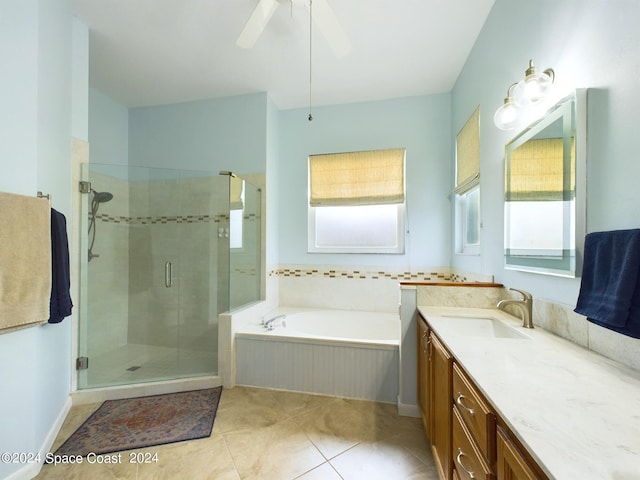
[70,0,495,110]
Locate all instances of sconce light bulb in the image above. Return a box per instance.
[494,94,519,131]
[513,60,555,105]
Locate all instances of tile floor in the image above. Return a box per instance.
[36,386,439,480]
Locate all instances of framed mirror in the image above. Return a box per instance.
[504,90,587,277]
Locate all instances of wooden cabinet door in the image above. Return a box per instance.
[496,428,539,480]
[431,333,453,480]
[417,315,431,439]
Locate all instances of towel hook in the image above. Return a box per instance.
[37,191,51,205]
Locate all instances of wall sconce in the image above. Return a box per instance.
[494,83,519,131]
[494,59,555,131]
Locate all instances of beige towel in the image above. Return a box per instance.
[0,191,52,333]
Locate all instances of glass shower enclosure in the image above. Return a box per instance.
[77,163,261,389]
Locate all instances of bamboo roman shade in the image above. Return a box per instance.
[309,148,405,206]
[454,107,480,194]
[506,137,575,201]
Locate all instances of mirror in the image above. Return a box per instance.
[504,90,587,277]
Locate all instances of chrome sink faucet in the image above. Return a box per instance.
[497,288,534,329]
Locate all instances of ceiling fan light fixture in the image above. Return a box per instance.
[235,0,351,57]
[236,0,279,49]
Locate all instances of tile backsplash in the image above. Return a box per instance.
[534,297,640,371]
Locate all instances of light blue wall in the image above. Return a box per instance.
[89,88,129,166]
[0,0,82,478]
[277,94,452,268]
[452,0,640,305]
[128,93,269,175]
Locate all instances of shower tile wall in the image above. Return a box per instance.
[86,172,130,358]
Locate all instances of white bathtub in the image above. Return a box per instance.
[239,307,399,345]
[235,307,400,402]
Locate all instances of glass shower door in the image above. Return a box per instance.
[78,164,226,389]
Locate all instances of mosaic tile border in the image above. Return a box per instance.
[268,267,468,282]
[95,213,259,225]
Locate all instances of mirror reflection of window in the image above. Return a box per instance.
[505,131,575,257]
[503,90,586,277]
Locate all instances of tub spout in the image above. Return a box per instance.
[262,314,287,331]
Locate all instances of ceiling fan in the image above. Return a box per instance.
[236,0,352,58]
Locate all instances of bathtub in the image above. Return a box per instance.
[235,307,400,402]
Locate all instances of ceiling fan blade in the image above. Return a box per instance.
[309,0,352,58]
[236,0,280,49]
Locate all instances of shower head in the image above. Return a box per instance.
[92,190,114,203]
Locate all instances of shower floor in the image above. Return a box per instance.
[79,343,217,389]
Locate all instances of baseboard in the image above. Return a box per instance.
[5,396,72,480]
[397,398,420,418]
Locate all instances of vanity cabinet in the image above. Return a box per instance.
[417,314,453,480]
[453,407,494,480]
[496,428,542,480]
[431,333,453,480]
[417,313,547,480]
[453,364,496,461]
[417,316,431,438]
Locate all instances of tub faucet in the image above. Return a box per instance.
[262,314,286,331]
[497,288,534,329]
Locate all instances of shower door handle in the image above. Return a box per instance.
[165,261,172,288]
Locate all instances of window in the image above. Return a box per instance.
[454,107,481,255]
[308,148,406,254]
[459,186,480,254]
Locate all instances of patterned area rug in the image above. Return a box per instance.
[53,387,222,457]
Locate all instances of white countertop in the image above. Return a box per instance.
[418,306,640,480]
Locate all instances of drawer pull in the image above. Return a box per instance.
[456,393,475,416]
[456,448,476,479]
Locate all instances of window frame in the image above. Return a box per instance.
[455,185,481,256]
[307,148,406,255]
[307,202,406,254]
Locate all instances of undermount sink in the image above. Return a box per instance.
[441,315,531,339]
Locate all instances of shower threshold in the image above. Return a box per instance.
[71,375,221,404]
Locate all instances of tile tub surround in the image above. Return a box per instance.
[272,264,493,312]
[38,386,439,480]
[420,306,640,480]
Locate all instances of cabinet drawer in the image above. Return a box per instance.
[453,363,496,461]
[453,407,495,480]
